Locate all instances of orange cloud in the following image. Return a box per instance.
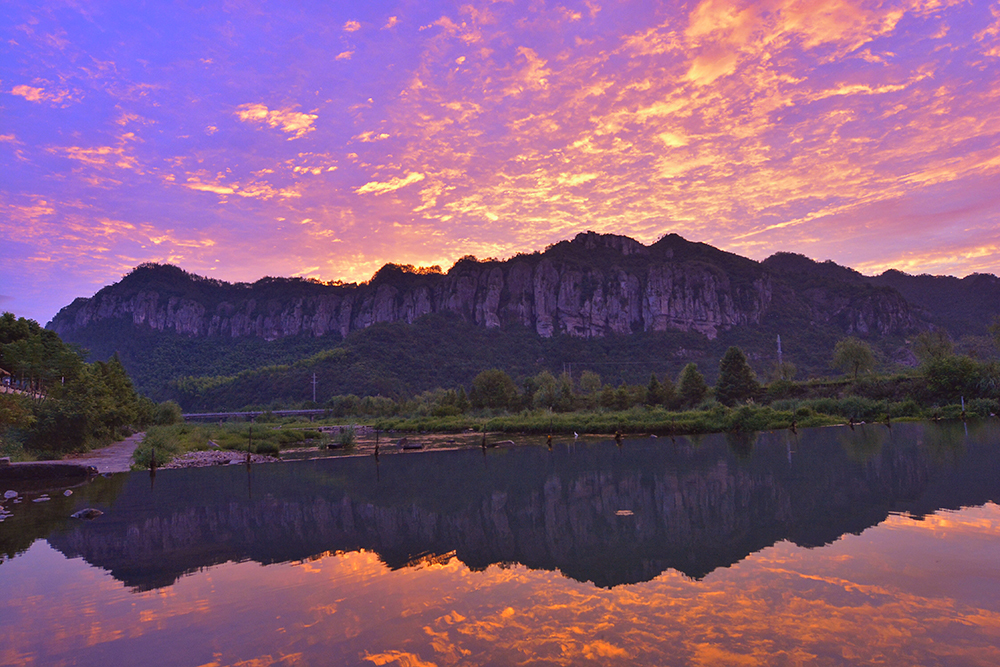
[234,103,318,139]
[356,172,426,195]
[9,83,78,106]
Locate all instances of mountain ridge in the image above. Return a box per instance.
[43,232,1000,403]
[49,231,927,342]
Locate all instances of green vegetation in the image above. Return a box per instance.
[832,337,876,380]
[132,422,325,469]
[677,363,708,407]
[130,331,1000,467]
[715,346,760,406]
[0,313,180,459]
[334,426,356,449]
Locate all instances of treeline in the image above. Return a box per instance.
[0,313,181,458]
[163,311,878,411]
[274,333,1000,429]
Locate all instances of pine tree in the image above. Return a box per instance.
[715,346,759,406]
[677,363,707,408]
[646,373,662,406]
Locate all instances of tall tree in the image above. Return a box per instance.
[470,369,519,410]
[677,363,708,408]
[716,347,759,406]
[832,337,875,380]
[646,373,663,406]
[912,330,953,364]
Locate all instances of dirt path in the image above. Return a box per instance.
[67,432,144,473]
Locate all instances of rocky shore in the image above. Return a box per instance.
[160,450,280,469]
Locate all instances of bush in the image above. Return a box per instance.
[967,398,999,418]
[153,400,184,425]
[253,441,280,455]
[132,430,181,469]
[335,427,356,448]
[924,356,982,401]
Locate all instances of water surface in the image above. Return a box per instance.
[2,421,1000,665]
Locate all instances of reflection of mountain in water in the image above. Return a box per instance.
[44,421,1000,590]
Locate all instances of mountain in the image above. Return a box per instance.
[869,270,1000,336]
[45,231,998,405]
[51,232,919,343]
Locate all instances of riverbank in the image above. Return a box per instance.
[65,432,145,474]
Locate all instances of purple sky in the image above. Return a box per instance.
[3,0,1000,326]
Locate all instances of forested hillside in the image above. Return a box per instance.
[44,232,1000,411]
[0,313,178,457]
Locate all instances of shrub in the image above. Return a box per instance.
[153,400,184,425]
[924,356,982,401]
[967,398,999,418]
[253,441,280,455]
[336,427,356,448]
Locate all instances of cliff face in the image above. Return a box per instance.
[49,232,920,342]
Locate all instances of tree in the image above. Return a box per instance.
[532,371,573,411]
[924,355,981,400]
[599,384,617,409]
[470,369,518,410]
[645,373,676,407]
[773,360,796,382]
[912,330,953,364]
[716,346,759,406]
[579,371,601,395]
[455,386,470,412]
[152,400,184,425]
[990,316,1000,353]
[677,363,708,408]
[832,337,875,380]
[646,373,663,406]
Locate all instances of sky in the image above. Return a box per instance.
[2,0,1000,326]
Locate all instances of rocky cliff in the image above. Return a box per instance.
[48,232,921,343]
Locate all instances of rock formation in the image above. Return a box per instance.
[49,232,920,342]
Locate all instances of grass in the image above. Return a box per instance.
[0,432,34,462]
[130,395,993,469]
[372,397,986,437]
[131,422,325,468]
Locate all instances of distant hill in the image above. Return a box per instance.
[45,232,1000,409]
[869,270,1000,336]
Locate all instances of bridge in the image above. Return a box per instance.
[183,408,331,422]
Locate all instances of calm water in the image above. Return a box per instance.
[2,421,1000,666]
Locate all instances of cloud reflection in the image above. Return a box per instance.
[4,504,1000,665]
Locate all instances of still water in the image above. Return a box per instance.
[2,421,1000,666]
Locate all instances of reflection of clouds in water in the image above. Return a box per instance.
[4,507,1000,665]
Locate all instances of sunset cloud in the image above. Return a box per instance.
[9,83,77,105]
[1,0,998,325]
[356,172,426,195]
[234,103,318,139]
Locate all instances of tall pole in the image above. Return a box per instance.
[312,373,317,403]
